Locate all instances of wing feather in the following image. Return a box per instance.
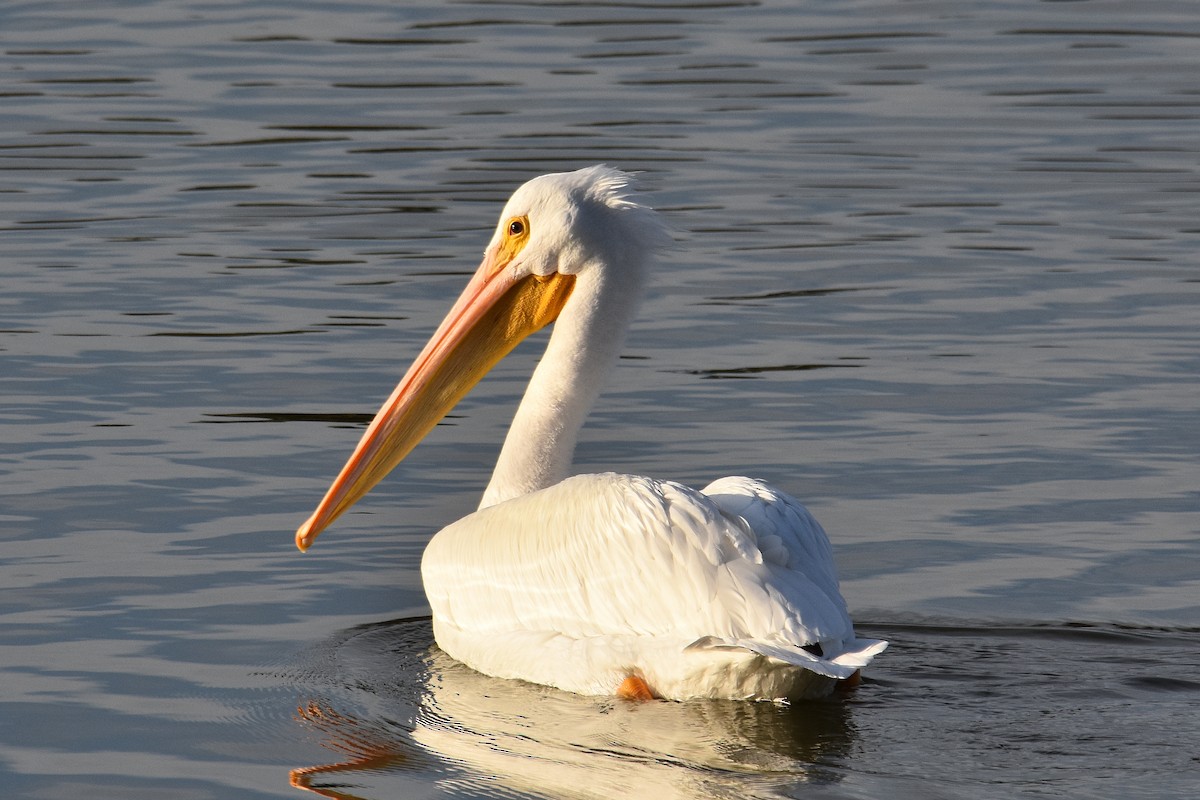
[423,473,861,651]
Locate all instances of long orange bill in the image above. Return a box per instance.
[295,244,574,551]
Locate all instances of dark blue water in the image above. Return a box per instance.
[2,2,1197,798]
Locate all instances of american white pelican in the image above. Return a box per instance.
[296,165,886,702]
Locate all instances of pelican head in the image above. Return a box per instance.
[297,166,667,550]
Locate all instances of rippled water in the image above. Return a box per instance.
[2,1,1198,798]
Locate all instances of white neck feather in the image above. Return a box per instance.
[479,264,645,509]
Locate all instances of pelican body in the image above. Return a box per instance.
[296,166,886,701]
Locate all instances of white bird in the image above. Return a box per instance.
[295,165,886,702]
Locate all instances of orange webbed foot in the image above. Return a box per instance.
[616,674,657,701]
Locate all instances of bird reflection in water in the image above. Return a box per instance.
[288,618,860,800]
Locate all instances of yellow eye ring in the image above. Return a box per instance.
[495,215,531,269]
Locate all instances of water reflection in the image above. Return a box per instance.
[289,618,856,800]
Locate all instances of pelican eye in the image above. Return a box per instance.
[496,215,531,267]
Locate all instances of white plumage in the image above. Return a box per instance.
[296,166,886,701]
[425,473,885,700]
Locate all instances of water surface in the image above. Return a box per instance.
[2,1,1198,798]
